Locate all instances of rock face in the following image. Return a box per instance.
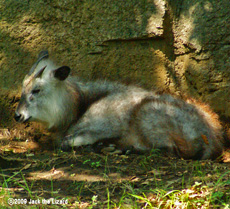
[0,0,230,124]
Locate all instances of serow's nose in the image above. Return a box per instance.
[14,112,23,122]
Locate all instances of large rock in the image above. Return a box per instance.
[0,0,230,124]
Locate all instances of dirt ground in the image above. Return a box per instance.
[0,94,230,208]
[0,132,230,208]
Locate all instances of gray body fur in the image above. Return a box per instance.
[15,51,223,160]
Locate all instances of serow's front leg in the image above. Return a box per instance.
[61,133,99,151]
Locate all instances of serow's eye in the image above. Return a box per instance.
[31,89,40,95]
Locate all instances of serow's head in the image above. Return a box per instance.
[14,51,71,128]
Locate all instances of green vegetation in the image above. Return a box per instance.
[0,148,229,209]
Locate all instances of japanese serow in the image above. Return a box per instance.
[15,51,224,159]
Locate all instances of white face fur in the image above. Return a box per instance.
[15,59,71,129]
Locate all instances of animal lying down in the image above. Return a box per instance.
[14,51,224,160]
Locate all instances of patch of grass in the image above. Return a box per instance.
[127,182,211,208]
[83,159,102,168]
[191,161,207,178]
[209,171,230,206]
[0,146,229,208]
[117,171,230,209]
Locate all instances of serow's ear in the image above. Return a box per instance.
[53,66,71,81]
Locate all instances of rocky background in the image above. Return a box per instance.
[0,0,230,128]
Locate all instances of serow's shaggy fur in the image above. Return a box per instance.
[15,51,224,160]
